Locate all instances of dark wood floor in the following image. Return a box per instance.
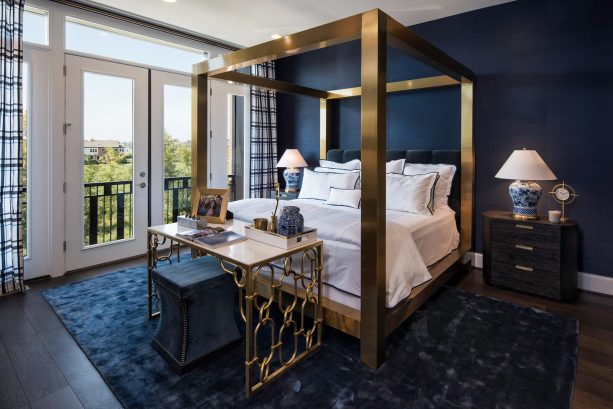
[0,260,611,409]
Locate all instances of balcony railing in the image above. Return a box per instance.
[83,177,191,246]
[84,180,133,246]
[163,176,191,224]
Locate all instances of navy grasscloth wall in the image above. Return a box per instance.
[276,0,613,278]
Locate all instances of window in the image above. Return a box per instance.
[65,18,207,73]
[162,84,191,223]
[24,6,49,46]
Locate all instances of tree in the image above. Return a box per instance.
[163,130,191,177]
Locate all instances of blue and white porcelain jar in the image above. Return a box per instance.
[277,206,304,237]
[283,168,302,192]
[509,180,542,218]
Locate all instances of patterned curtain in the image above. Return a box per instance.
[249,62,277,198]
[0,0,25,295]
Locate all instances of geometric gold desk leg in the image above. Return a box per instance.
[244,243,324,397]
[316,242,324,346]
[147,231,161,320]
[244,263,254,397]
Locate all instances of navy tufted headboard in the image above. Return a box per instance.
[326,149,461,226]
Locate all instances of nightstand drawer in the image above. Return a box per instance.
[491,220,560,250]
[491,261,560,299]
[491,241,560,273]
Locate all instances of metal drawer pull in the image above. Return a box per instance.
[515,265,534,272]
[515,224,533,230]
[515,244,533,251]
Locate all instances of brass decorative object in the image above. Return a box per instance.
[549,182,578,222]
[253,218,268,231]
[192,8,474,370]
[270,183,280,232]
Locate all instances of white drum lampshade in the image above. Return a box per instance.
[276,149,308,192]
[495,149,557,219]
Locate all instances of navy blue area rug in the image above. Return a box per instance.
[43,266,578,409]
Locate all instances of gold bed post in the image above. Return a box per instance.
[192,73,209,202]
[360,9,387,369]
[460,80,474,254]
[319,99,332,160]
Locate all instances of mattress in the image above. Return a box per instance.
[228,198,459,309]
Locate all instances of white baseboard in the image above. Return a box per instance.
[464,252,613,296]
[578,273,613,295]
[463,251,483,269]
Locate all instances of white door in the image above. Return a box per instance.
[22,47,51,279]
[65,55,149,271]
[150,70,191,227]
[209,80,250,194]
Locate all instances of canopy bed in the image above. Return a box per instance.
[192,9,474,369]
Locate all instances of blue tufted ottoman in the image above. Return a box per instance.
[151,256,241,374]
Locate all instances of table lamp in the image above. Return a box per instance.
[276,149,308,192]
[495,148,557,220]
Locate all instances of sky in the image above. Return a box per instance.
[24,9,198,144]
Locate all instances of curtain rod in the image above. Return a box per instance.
[49,0,240,51]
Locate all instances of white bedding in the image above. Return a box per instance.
[228,198,459,309]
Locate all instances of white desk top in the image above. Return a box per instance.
[149,221,322,268]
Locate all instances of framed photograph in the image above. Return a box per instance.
[192,188,229,224]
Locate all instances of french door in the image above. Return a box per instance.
[150,71,191,227]
[65,55,149,271]
[64,55,245,271]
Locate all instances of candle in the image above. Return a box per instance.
[548,210,562,223]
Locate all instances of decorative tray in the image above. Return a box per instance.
[244,226,317,249]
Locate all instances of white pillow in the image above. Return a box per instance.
[319,159,361,171]
[316,159,404,188]
[313,167,360,174]
[325,188,361,209]
[319,158,405,173]
[386,158,405,174]
[299,169,360,201]
[403,163,456,211]
[314,167,361,188]
[386,173,438,215]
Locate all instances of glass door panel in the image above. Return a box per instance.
[150,71,191,228]
[163,84,191,223]
[65,55,148,271]
[83,72,135,245]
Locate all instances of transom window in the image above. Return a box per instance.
[24,6,49,46]
[65,17,207,73]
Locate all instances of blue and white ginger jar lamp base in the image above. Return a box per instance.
[283,168,301,192]
[509,180,541,220]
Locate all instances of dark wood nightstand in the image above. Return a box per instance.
[483,210,578,301]
[273,190,299,201]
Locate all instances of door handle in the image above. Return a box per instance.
[139,182,146,188]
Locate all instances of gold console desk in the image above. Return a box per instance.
[147,221,324,396]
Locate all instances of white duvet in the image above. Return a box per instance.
[228,198,454,308]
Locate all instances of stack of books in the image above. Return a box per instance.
[177,227,246,249]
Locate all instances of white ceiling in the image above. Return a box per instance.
[85,0,513,48]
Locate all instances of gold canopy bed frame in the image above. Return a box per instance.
[191,9,474,369]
